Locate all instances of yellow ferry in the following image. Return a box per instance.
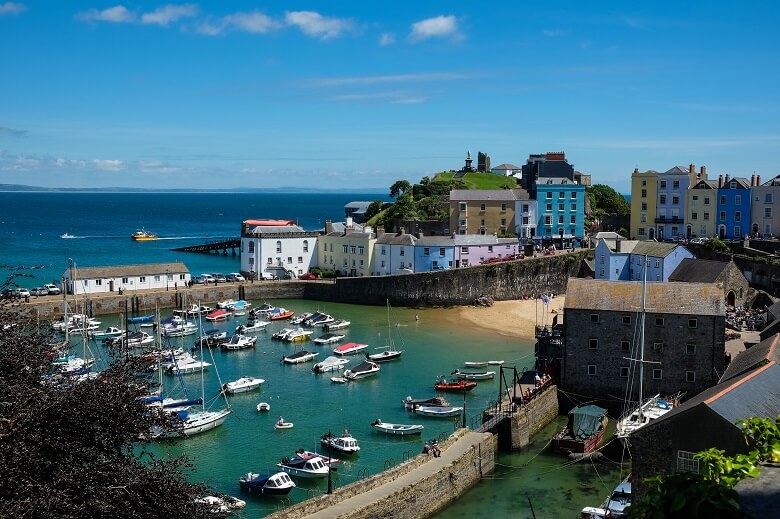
[131,230,158,241]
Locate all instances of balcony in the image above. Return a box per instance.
[654,216,684,224]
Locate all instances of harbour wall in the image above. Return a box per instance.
[509,385,559,450]
[265,429,496,519]
[17,253,585,319]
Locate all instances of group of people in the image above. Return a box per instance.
[422,440,441,458]
[534,372,551,388]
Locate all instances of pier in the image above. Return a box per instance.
[171,238,239,255]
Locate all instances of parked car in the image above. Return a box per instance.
[30,287,49,296]
[0,289,19,299]
[299,273,317,280]
[192,276,207,284]
[16,288,30,298]
[212,273,227,283]
[43,283,61,295]
[200,274,215,283]
[226,272,246,282]
[260,272,277,280]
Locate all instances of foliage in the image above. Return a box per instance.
[701,237,731,253]
[383,192,418,221]
[389,180,412,199]
[433,171,518,190]
[363,199,385,221]
[587,184,630,216]
[0,301,224,518]
[737,415,780,463]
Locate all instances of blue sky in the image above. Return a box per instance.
[1,1,778,193]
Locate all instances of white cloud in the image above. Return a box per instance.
[302,72,473,88]
[409,15,459,41]
[284,11,352,40]
[0,2,26,15]
[327,92,427,104]
[141,4,198,26]
[197,10,279,35]
[77,5,135,24]
[92,159,125,171]
[379,32,395,46]
[0,126,26,137]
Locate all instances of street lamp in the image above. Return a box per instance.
[165,269,169,291]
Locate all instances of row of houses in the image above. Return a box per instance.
[630,163,780,241]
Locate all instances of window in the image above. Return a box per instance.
[501,218,506,226]
[734,225,742,237]
[380,260,385,268]
[522,204,529,212]
[122,277,128,283]
[297,256,303,263]
[546,192,553,199]
[660,180,667,189]
[459,202,466,211]
[267,258,272,264]
[588,338,598,349]
[688,318,698,328]
[659,194,667,204]
[686,371,696,383]
[655,317,664,326]
[735,195,742,205]
[735,211,741,222]
[653,342,664,353]
[248,242,255,253]
[622,315,631,325]
[587,365,597,376]
[459,218,466,227]
[95,279,102,286]
[432,261,439,269]
[640,214,646,223]
[641,202,647,211]
[343,245,348,254]
[672,195,679,205]
[139,276,146,283]
[765,193,773,203]
[556,191,563,199]
[381,246,386,255]
[621,341,630,351]
[544,215,552,225]
[546,204,552,212]
[461,247,468,254]
[570,215,576,224]
[677,451,700,474]
[558,203,565,211]
[248,257,254,266]
[400,248,405,256]
[462,259,469,267]
[620,367,629,378]
[487,246,494,253]
[571,192,577,199]
[480,203,486,211]
[765,207,772,218]
[276,241,282,253]
[439,248,446,256]
[303,240,309,253]
[692,212,698,220]
[590,313,599,323]
[287,257,292,264]
[720,195,726,206]
[686,343,696,355]
[423,247,431,256]
[358,246,364,255]
[641,189,647,198]
[692,195,699,202]
[522,216,529,225]
[501,203,507,211]
[638,228,645,236]
[704,196,710,205]
[652,369,662,379]
[558,215,564,224]
[673,180,680,189]
[704,212,710,221]
[350,246,356,254]
[642,180,646,186]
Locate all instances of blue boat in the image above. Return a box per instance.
[127,315,154,324]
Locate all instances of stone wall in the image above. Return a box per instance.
[266,429,496,519]
[509,385,559,450]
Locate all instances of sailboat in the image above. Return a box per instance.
[368,300,404,362]
[615,256,678,444]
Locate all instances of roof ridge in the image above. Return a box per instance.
[703,360,776,405]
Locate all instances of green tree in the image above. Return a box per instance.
[384,192,417,221]
[587,184,630,216]
[364,199,385,221]
[416,196,449,221]
[389,180,412,199]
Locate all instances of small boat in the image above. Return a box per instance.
[222,376,265,394]
[196,494,248,511]
[186,304,213,316]
[272,328,295,340]
[403,395,450,409]
[434,377,477,392]
[323,319,350,331]
[320,430,360,453]
[239,471,296,496]
[330,376,348,384]
[304,312,334,327]
[166,359,211,375]
[551,405,608,454]
[153,408,231,438]
[163,321,198,337]
[616,394,678,441]
[221,334,256,351]
[371,419,424,436]
[275,421,294,430]
[464,361,488,368]
[205,309,232,322]
[295,449,342,468]
[131,229,158,241]
[368,348,403,362]
[61,233,75,239]
[580,476,632,519]
[195,329,229,347]
[230,300,252,312]
[343,359,380,380]
[88,326,124,339]
[217,299,237,309]
[312,356,349,373]
[289,312,313,325]
[276,456,329,479]
[333,342,368,356]
[487,360,505,365]
[312,333,346,345]
[452,369,496,380]
[286,329,314,342]
[116,331,155,348]
[235,320,270,334]
[267,307,295,321]
[283,350,319,364]
[414,405,464,418]
[256,402,270,412]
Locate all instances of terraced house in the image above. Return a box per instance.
[686,178,718,239]
[449,189,526,236]
[318,220,376,277]
[715,175,751,239]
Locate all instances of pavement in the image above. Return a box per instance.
[300,430,491,519]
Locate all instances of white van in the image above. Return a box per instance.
[200,274,215,283]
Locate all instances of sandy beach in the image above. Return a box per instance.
[429,296,566,341]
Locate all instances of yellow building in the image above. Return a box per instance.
[318,221,376,277]
[449,189,527,236]
[630,168,659,240]
[686,179,718,238]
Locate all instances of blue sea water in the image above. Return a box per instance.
[1,192,625,517]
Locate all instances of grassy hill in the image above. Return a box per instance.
[432,172,519,190]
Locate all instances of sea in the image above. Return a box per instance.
[0,192,627,518]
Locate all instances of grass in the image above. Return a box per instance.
[433,172,519,190]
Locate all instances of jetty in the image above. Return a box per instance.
[171,238,239,255]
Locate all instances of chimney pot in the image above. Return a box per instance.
[689,163,695,174]
[757,175,761,186]
[719,175,723,189]
[751,174,756,187]
[725,174,731,183]
[701,165,707,178]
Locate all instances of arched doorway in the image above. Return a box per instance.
[648,228,655,240]
[719,225,726,239]
[726,290,736,309]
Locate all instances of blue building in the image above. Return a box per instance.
[413,237,456,271]
[654,166,696,241]
[594,239,694,282]
[716,176,752,240]
[535,178,586,246]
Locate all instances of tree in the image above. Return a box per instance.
[389,180,412,199]
[363,199,385,221]
[0,296,225,518]
[587,184,630,216]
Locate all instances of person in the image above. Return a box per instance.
[277,416,285,426]
[431,441,441,457]
[534,373,541,387]
[422,441,431,455]
[415,314,419,322]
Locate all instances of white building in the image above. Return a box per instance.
[516,199,538,240]
[491,163,522,178]
[63,262,190,295]
[373,230,417,275]
[240,219,319,279]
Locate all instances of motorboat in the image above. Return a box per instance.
[286,329,314,342]
[343,359,380,380]
[217,299,237,310]
[230,300,252,315]
[221,376,265,394]
[235,320,270,334]
[195,329,229,347]
[283,350,319,364]
[61,233,75,239]
[414,405,464,418]
[312,356,349,373]
[370,419,424,436]
[88,326,125,339]
[162,321,198,337]
[266,307,295,321]
[333,342,368,356]
[323,319,350,331]
[452,369,496,380]
[115,331,155,348]
[153,408,231,437]
[221,334,256,351]
[330,376,348,384]
[256,402,270,412]
[239,471,296,496]
[276,455,329,479]
[434,377,477,392]
[131,229,158,241]
[186,304,213,316]
[272,328,295,341]
[205,309,232,322]
[403,395,450,410]
[289,312,313,325]
[580,476,632,518]
[166,359,212,375]
[295,449,342,468]
[303,312,334,327]
[196,495,247,512]
[551,405,608,454]
[312,333,346,345]
[320,430,360,453]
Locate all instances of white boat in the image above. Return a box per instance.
[487,360,505,365]
[256,402,270,412]
[289,312,313,325]
[88,326,124,339]
[581,476,632,519]
[312,356,349,373]
[221,376,265,394]
[154,407,231,437]
[368,300,404,362]
[239,471,295,496]
[235,320,270,334]
[117,331,155,348]
[414,405,464,418]
[277,455,329,479]
[61,233,75,239]
[217,299,237,309]
[186,304,213,316]
[343,359,380,380]
[452,369,496,380]
[333,342,368,356]
[196,494,248,511]
[402,395,450,409]
[220,334,256,351]
[230,300,252,314]
[371,419,424,436]
[312,333,346,345]
[283,350,319,364]
[464,361,489,368]
[272,328,295,340]
[162,321,198,337]
[303,312,334,327]
[166,359,211,375]
[320,430,360,453]
[295,449,342,468]
[323,319,350,331]
[286,328,314,342]
[330,376,348,384]
[195,329,229,347]
[275,421,294,430]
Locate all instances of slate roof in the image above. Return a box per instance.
[664,166,691,175]
[375,232,417,245]
[669,258,730,283]
[491,163,521,171]
[720,334,779,382]
[325,221,367,234]
[325,231,372,239]
[760,175,780,187]
[721,177,751,189]
[344,201,371,209]
[594,232,626,240]
[247,224,306,234]
[449,189,529,201]
[765,301,780,323]
[416,235,518,247]
[65,262,190,279]
[537,177,580,186]
[692,179,719,189]
[564,278,725,316]
[630,241,684,258]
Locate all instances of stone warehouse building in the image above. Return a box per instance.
[560,278,726,407]
[669,258,749,309]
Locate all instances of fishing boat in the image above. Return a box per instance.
[368,300,404,362]
[276,456,329,479]
[221,376,265,394]
[414,405,464,418]
[434,377,477,392]
[286,329,314,342]
[343,359,380,380]
[313,333,346,345]
[131,229,158,241]
[452,369,496,380]
[235,320,270,334]
[320,430,360,453]
[323,319,350,331]
[295,449,342,468]
[239,471,296,496]
[256,402,270,412]
[402,395,450,409]
[221,334,256,351]
[289,312,313,325]
[283,350,319,364]
[205,309,232,322]
[333,342,368,356]
[312,356,349,373]
[551,405,608,454]
[370,419,424,436]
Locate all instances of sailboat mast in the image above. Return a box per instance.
[639,255,648,413]
[386,299,391,348]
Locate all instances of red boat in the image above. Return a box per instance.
[205,309,232,322]
[433,377,477,393]
[267,308,295,321]
[550,405,608,454]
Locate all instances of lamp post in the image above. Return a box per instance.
[462,390,467,429]
[326,429,333,494]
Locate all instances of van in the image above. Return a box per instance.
[260,272,277,280]
[200,274,215,283]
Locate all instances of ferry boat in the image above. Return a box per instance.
[131,229,158,241]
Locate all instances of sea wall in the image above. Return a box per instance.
[266,429,496,519]
[509,385,559,450]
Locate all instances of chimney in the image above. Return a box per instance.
[757,175,761,186]
[399,226,405,236]
[752,174,756,187]
[325,219,333,234]
[689,163,695,174]
[725,174,731,184]
[700,165,707,179]
[346,216,353,229]
[718,175,723,188]
[377,226,385,236]
[615,238,621,252]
